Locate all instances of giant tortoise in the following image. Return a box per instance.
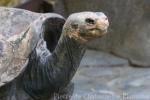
[0,7,109,100]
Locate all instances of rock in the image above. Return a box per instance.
[72,50,150,100]
[81,50,128,67]
[0,0,27,6]
[15,0,53,13]
[55,0,150,66]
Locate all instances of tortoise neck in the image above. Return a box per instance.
[52,33,86,83]
[22,32,86,99]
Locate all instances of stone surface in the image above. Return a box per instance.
[0,0,54,7]
[55,0,150,66]
[72,50,150,100]
[80,50,128,67]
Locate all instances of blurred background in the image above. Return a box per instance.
[1,0,150,99]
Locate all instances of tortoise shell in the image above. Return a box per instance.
[0,7,65,87]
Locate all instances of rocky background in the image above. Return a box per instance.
[0,0,27,6]
[72,50,150,100]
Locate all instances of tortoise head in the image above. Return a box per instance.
[63,12,109,43]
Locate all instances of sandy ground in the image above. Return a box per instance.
[71,50,150,100]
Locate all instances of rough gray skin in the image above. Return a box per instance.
[0,8,109,100]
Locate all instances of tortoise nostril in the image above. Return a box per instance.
[85,18,95,25]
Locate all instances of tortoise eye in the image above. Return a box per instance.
[85,18,95,25]
[71,23,78,29]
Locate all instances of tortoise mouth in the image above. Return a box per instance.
[80,28,107,40]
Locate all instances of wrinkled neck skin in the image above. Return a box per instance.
[23,30,86,99]
[53,33,86,82]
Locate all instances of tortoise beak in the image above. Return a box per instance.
[95,15,109,35]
